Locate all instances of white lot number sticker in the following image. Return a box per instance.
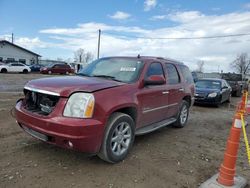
[120,67,136,72]
[213,82,220,85]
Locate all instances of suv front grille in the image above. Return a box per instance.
[23,89,60,115]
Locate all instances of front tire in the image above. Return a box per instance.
[1,68,7,73]
[173,100,189,128]
[98,112,135,163]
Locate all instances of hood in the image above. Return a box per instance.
[25,76,125,97]
[195,87,220,94]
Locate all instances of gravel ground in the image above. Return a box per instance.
[0,73,249,188]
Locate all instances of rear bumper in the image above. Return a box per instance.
[15,100,105,153]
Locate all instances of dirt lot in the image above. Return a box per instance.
[0,73,249,188]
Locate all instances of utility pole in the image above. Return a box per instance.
[11,33,14,43]
[97,29,101,59]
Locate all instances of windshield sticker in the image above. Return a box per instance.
[120,67,136,72]
[212,82,220,85]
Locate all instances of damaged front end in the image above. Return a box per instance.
[23,88,60,115]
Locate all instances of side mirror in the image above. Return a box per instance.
[221,86,228,90]
[144,75,166,86]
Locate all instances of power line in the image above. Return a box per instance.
[102,32,250,40]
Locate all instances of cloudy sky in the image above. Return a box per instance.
[1,0,250,72]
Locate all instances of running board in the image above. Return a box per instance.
[135,118,177,135]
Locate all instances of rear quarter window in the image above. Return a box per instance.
[179,65,194,84]
[164,63,180,84]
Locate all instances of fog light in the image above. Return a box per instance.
[68,141,73,148]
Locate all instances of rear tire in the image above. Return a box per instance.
[173,100,189,128]
[226,94,231,103]
[98,112,135,163]
[1,68,7,73]
[236,89,242,97]
[23,69,28,74]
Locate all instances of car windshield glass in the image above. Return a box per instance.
[47,63,55,68]
[78,58,144,83]
[195,80,221,89]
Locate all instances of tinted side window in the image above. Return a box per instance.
[53,64,59,68]
[165,64,180,84]
[146,62,164,78]
[64,65,70,68]
[225,81,230,87]
[179,65,194,84]
[222,81,227,88]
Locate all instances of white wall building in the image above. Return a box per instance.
[0,40,41,64]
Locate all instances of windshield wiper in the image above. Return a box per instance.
[92,75,123,82]
[77,73,90,77]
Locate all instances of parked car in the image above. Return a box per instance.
[0,62,31,73]
[29,64,44,72]
[194,78,232,106]
[40,63,74,74]
[221,73,248,97]
[15,56,194,163]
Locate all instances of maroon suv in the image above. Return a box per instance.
[15,56,194,163]
[40,63,74,74]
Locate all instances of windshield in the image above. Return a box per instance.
[195,80,221,90]
[78,58,144,83]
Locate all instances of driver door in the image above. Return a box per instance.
[137,62,169,127]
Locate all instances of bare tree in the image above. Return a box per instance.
[85,52,94,63]
[231,53,250,75]
[196,60,205,73]
[74,48,94,63]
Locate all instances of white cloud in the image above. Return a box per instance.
[40,22,149,36]
[168,11,204,23]
[0,35,48,50]
[15,37,48,49]
[144,0,157,11]
[109,11,131,20]
[15,10,250,72]
[150,15,167,20]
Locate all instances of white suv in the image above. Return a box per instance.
[0,62,31,73]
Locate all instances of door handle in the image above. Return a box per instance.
[179,88,184,92]
[162,91,169,94]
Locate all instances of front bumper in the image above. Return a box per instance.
[15,100,104,153]
[194,95,221,105]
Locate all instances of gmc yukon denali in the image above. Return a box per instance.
[15,56,195,163]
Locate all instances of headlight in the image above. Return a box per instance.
[63,93,95,118]
[208,92,217,98]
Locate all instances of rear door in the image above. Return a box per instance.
[138,62,169,127]
[60,64,67,74]
[9,63,19,72]
[17,63,25,72]
[164,63,184,118]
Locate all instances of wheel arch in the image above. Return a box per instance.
[1,68,7,72]
[108,105,138,124]
[182,95,191,107]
